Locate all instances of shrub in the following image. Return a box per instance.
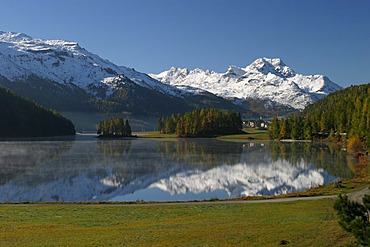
[334,194,370,245]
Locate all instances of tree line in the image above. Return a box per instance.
[268,83,370,150]
[0,87,75,137]
[268,114,311,140]
[97,118,132,137]
[158,108,243,137]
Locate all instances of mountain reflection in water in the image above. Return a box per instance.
[0,137,353,202]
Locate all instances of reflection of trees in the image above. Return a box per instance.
[93,140,133,190]
[97,139,132,156]
[268,142,353,179]
[157,139,245,168]
[155,139,353,181]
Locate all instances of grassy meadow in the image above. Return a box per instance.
[0,199,353,246]
[135,128,269,140]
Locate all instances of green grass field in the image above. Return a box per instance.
[0,199,353,246]
[218,128,269,140]
[135,128,269,140]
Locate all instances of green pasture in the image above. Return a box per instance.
[0,199,353,246]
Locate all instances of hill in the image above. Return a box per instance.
[303,83,369,137]
[269,83,370,150]
[0,87,75,137]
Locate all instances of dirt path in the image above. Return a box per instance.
[347,187,370,203]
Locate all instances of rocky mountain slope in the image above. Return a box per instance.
[150,58,342,110]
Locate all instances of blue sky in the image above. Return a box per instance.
[0,0,369,87]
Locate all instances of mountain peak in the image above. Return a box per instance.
[0,32,117,86]
[0,31,32,42]
[151,57,342,110]
[249,57,285,66]
[0,31,185,99]
[264,57,285,66]
[0,31,82,52]
[246,57,295,78]
[225,65,245,77]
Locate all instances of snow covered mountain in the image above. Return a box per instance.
[150,58,342,109]
[0,31,180,96]
[0,31,342,129]
[0,31,244,129]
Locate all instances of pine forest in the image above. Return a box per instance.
[0,87,75,137]
[268,83,370,151]
[158,108,243,137]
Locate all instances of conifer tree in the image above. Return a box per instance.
[125,119,132,136]
[279,119,290,139]
[157,117,165,133]
[268,117,280,139]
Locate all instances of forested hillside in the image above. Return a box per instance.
[0,87,75,137]
[269,83,370,150]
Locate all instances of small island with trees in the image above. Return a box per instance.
[97,117,133,137]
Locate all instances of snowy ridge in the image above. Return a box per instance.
[150,58,342,109]
[0,31,181,97]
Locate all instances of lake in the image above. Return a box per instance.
[0,135,353,202]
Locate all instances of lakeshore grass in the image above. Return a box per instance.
[135,131,177,138]
[0,198,353,246]
[135,128,269,140]
[218,128,269,140]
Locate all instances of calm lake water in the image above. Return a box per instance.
[0,135,353,202]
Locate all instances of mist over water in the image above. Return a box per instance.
[0,136,352,202]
